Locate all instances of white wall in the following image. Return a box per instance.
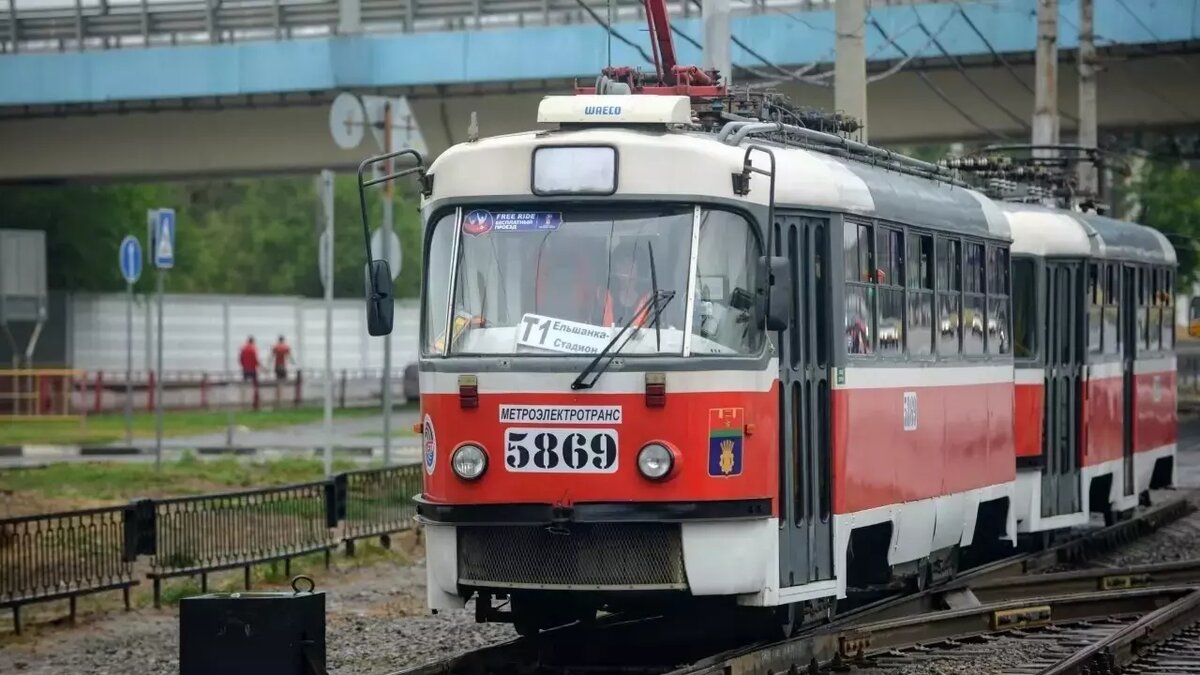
[69,292,419,375]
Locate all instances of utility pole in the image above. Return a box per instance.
[1033,0,1060,153]
[320,170,335,477]
[835,0,868,140]
[1077,0,1099,199]
[702,0,732,87]
[381,102,394,467]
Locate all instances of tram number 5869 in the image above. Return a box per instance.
[504,428,619,473]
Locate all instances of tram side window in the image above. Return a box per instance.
[906,233,934,356]
[1103,265,1120,355]
[935,237,961,356]
[986,246,1011,355]
[963,242,986,355]
[1161,269,1175,349]
[1138,267,1150,350]
[1149,269,1163,351]
[1088,263,1102,354]
[876,228,905,355]
[844,222,875,355]
[1012,258,1037,359]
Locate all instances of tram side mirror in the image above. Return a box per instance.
[758,256,791,331]
[366,260,395,337]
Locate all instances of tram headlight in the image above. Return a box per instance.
[452,444,488,480]
[637,443,674,481]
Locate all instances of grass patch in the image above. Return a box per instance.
[0,405,400,446]
[151,539,410,606]
[0,452,361,504]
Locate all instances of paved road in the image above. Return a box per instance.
[0,411,425,468]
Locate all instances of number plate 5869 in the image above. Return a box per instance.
[504,428,618,473]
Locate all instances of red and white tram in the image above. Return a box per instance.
[353,92,1177,635]
[1005,204,1177,535]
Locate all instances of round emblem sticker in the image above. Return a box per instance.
[463,210,493,236]
[423,414,437,475]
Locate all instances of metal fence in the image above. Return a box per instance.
[0,464,421,632]
[0,504,137,633]
[337,464,421,555]
[147,481,338,605]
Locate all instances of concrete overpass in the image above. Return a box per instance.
[1,0,1197,181]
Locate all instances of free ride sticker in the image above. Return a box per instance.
[503,428,618,473]
[463,210,562,236]
[516,313,613,354]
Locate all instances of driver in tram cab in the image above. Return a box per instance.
[599,241,655,328]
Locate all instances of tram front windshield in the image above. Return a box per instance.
[423,206,765,357]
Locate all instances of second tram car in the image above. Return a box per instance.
[354,93,1178,636]
[1004,204,1177,535]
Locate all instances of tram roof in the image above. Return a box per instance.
[1000,201,1175,265]
[425,126,1009,239]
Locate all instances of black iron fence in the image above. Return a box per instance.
[0,504,137,634]
[338,464,422,555]
[0,464,421,632]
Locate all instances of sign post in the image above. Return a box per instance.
[318,171,335,477]
[150,208,175,471]
[119,236,143,446]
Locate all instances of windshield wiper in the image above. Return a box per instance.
[571,290,675,390]
[647,241,662,352]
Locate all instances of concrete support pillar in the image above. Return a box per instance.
[1077,0,1099,198]
[702,0,732,87]
[1033,0,1060,151]
[835,0,868,140]
[338,0,362,34]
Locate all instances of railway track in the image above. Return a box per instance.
[388,494,1199,675]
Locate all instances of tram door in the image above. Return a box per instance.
[776,214,834,587]
[1121,266,1136,496]
[1042,262,1083,517]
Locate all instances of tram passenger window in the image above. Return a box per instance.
[1162,270,1175,349]
[963,242,986,355]
[1103,265,1119,355]
[844,222,875,355]
[935,237,961,356]
[986,246,1010,355]
[1149,269,1163,351]
[1139,267,1150,350]
[1087,263,1102,354]
[844,222,873,282]
[1012,258,1037,359]
[906,234,934,356]
[877,228,904,355]
[690,210,765,355]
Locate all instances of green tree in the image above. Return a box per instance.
[0,175,423,299]
[1132,162,1200,284]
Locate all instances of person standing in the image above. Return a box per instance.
[239,336,262,411]
[272,335,296,381]
[239,336,261,383]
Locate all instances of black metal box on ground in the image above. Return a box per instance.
[179,585,325,675]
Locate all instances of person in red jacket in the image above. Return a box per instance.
[239,336,261,383]
[271,335,296,381]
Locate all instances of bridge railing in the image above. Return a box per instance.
[0,0,932,54]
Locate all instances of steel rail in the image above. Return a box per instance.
[385,494,1196,675]
[1037,589,1200,675]
[672,586,1200,675]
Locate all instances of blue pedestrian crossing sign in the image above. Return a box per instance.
[119,235,142,284]
[152,208,176,269]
